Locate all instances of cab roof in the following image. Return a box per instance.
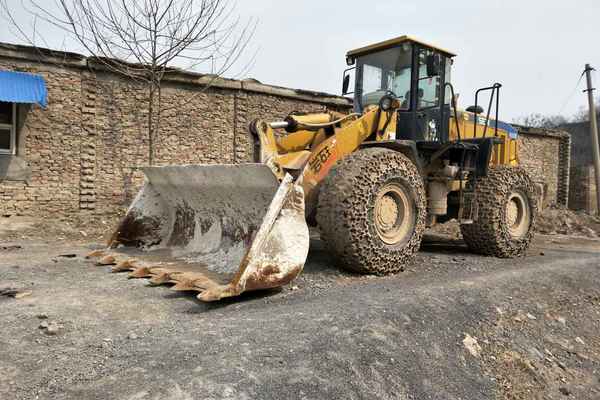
[346,35,457,59]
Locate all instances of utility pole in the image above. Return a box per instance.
[584,64,600,215]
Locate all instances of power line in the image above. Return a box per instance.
[558,69,586,115]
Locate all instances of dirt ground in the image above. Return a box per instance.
[1,213,600,400]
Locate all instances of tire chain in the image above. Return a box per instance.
[317,148,427,274]
[460,166,538,258]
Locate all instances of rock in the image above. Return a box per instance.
[39,321,62,335]
[0,245,22,251]
[557,316,567,326]
[58,254,77,258]
[526,313,537,320]
[557,360,567,371]
[45,323,62,335]
[14,290,32,299]
[127,333,138,340]
[37,313,49,320]
[559,387,571,396]
[528,347,544,361]
[463,334,482,358]
[290,285,299,291]
[513,315,523,322]
[1,287,32,298]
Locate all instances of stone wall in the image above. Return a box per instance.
[516,126,571,208]
[560,120,597,167]
[559,120,599,213]
[569,165,597,213]
[0,43,351,217]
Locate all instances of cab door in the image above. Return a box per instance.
[415,47,445,142]
[397,47,450,143]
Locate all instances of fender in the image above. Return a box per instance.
[360,140,423,172]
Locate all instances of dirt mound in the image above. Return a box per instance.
[536,207,600,238]
[428,219,462,239]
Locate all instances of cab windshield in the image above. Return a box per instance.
[356,43,412,111]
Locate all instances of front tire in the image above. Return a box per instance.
[460,166,537,258]
[317,148,426,274]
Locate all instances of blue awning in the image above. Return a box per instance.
[0,70,48,108]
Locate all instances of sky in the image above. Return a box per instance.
[1,0,599,122]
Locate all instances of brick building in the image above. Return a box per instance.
[512,125,571,209]
[0,42,570,218]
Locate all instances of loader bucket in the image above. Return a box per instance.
[89,165,310,302]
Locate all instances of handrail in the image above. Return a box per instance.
[443,82,462,142]
[473,83,502,138]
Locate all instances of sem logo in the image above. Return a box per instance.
[309,146,332,173]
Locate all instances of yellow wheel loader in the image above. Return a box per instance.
[90,36,537,301]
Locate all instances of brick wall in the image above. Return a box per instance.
[0,62,83,215]
[0,44,351,217]
[516,126,571,208]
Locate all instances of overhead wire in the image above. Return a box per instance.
[558,68,586,116]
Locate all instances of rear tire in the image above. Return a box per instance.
[317,148,426,274]
[460,166,537,258]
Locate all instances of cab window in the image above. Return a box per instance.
[417,49,441,109]
[357,43,412,110]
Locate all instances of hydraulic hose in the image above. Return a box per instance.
[270,113,361,131]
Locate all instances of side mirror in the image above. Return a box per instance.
[342,74,351,95]
[466,105,484,114]
[426,54,441,77]
[342,67,355,95]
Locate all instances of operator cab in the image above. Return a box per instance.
[344,35,455,143]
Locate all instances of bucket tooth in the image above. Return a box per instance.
[171,281,196,292]
[148,272,170,286]
[197,284,237,302]
[187,276,215,290]
[86,250,105,259]
[112,259,138,273]
[97,255,116,266]
[128,266,152,278]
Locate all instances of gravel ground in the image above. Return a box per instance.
[1,217,599,400]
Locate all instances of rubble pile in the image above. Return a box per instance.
[429,207,600,239]
[536,206,600,238]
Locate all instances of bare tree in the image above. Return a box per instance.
[513,113,569,129]
[2,0,256,164]
[571,96,600,123]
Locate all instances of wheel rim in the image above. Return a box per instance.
[374,182,416,246]
[506,190,531,239]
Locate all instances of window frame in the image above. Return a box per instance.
[0,103,16,155]
[354,43,413,112]
[416,48,442,110]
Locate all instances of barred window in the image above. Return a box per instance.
[0,101,16,154]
